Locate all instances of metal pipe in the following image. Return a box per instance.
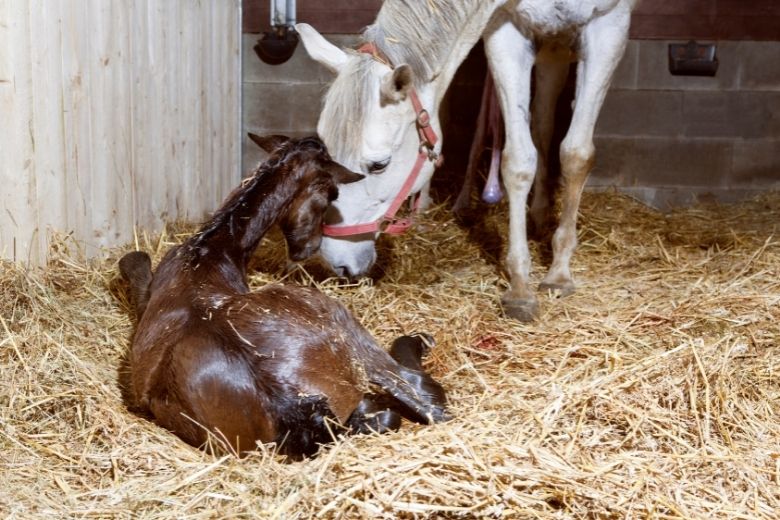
[270,0,296,28]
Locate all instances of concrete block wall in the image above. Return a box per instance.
[242,34,779,207]
[242,34,358,174]
[591,40,780,207]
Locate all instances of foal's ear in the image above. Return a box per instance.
[380,65,413,105]
[325,162,364,185]
[248,133,290,153]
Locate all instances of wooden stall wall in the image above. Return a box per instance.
[0,0,242,265]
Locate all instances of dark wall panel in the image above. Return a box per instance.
[244,0,381,34]
[244,0,780,40]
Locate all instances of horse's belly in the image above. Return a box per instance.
[512,0,621,36]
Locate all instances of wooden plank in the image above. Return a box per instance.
[209,0,242,213]
[0,0,242,264]
[196,0,210,218]
[28,0,68,259]
[178,0,198,221]
[59,0,92,257]
[86,0,133,252]
[130,0,153,231]
[0,0,38,263]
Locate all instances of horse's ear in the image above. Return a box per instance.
[325,161,364,185]
[248,133,289,153]
[296,23,347,73]
[380,64,413,105]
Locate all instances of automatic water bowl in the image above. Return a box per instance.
[254,0,298,65]
[255,26,298,65]
[668,40,718,77]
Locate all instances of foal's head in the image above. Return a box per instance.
[249,133,364,261]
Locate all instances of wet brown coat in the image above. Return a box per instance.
[120,136,448,457]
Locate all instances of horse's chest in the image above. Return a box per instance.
[512,0,620,36]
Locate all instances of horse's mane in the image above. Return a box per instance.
[319,0,477,164]
[186,137,326,258]
[367,0,474,86]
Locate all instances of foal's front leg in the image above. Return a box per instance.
[541,7,631,295]
[485,20,538,321]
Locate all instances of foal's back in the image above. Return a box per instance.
[132,260,404,455]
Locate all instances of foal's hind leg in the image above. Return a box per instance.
[118,251,153,320]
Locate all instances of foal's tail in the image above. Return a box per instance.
[368,335,451,425]
[118,251,153,321]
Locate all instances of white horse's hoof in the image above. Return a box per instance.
[500,292,539,322]
[539,279,576,297]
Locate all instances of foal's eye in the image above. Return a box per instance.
[367,158,390,174]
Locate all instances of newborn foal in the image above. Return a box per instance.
[119,135,449,458]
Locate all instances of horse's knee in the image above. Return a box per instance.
[559,142,594,179]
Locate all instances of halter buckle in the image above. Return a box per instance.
[416,109,431,128]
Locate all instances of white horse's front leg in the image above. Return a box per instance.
[418,179,432,210]
[541,6,632,295]
[485,21,538,321]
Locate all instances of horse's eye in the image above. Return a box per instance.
[367,158,390,174]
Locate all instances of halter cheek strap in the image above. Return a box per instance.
[321,43,441,238]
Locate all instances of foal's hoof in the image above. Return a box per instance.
[354,410,402,435]
[539,279,576,298]
[409,332,435,350]
[500,292,539,322]
[426,404,452,424]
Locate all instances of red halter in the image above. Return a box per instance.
[321,43,441,238]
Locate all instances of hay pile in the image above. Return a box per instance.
[1,191,779,518]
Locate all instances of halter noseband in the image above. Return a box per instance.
[321,43,442,238]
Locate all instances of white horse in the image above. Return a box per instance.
[297,0,637,320]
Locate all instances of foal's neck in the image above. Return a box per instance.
[185,157,298,280]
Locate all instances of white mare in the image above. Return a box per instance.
[297,0,637,321]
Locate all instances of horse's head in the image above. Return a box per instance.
[297,23,442,277]
[248,133,363,261]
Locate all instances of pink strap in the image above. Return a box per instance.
[409,90,438,149]
[322,150,427,237]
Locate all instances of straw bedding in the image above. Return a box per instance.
[1,191,778,518]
